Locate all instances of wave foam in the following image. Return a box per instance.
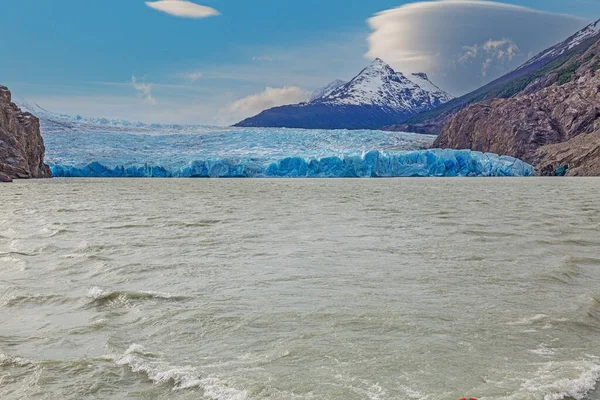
[86,287,187,303]
[509,360,600,400]
[110,344,248,399]
[0,353,32,368]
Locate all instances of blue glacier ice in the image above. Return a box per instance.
[43,127,533,178]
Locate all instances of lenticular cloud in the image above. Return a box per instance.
[145,0,220,19]
[366,0,586,95]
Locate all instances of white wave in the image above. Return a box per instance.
[400,385,431,400]
[0,353,32,368]
[86,286,184,301]
[142,291,182,300]
[365,383,387,400]
[0,255,26,271]
[0,228,18,240]
[109,344,248,399]
[508,314,548,326]
[529,343,557,357]
[86,286,110,300]
[0,226,59,240]
[88,318,109,328]
[508,360,600,400]
[202,377,249,400]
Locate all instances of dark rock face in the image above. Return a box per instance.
[434,39,600,176]
[536,132,600,176]
[234,103,414,130]
[0,85,51,182]
[382,108,456,136]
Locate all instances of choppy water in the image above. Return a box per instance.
[1,178,600,400]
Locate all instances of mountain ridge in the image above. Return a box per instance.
[310,79,347,102]
[385,19,600,135]
[234,59,453,130]
[434,19,600,176]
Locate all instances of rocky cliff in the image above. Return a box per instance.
[536,132,600,176]
[434,36,600,176]
[0,85,51,182]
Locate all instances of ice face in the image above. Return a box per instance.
[43,127,435,169]
[49,151,533,178]
[44,127,533,178]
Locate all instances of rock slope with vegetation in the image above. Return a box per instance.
[386,20,600,137]
[432,21,600,176]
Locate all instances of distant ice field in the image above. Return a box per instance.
[43,127,434,168]
[42,127,534,178]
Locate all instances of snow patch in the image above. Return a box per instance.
[310,79,347,101]
[519,19,600,70]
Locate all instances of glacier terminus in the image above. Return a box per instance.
[42,125,533,178]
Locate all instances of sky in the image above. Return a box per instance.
[1,0,599,125]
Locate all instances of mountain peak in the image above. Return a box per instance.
[574,18,600,43]
[235,59,454,130]
[312,59,453,111]
[309,79,347,102]
[357,58,396,80]
[587,18,600,32]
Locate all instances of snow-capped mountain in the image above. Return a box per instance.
[310,79,347,101]
[408,73,454,106]
[19,102,148,129]
[235,59,453,130]
[17,102,152,133]
[314,59,452,112]
[518,19,600,71]
[16,102,210,134]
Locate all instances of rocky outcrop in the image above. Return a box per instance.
[536,132,600,176]
[435,39,600,176]
[0,85,51,182]
[382,107,458,136]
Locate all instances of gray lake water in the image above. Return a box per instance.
[1,178,600,400]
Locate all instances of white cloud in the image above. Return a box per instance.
[459,39,520,76]
[184,71,203,82]
[366,0,588,95]
[223,86,310,124]
[252,56,274,62]
[131,75,156,104]
[145,0,220,19]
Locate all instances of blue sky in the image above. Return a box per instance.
[2,0,599,125]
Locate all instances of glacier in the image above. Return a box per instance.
[49,150,533,178]
[42,127,533,178]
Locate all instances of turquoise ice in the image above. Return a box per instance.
[43,128,533,178]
